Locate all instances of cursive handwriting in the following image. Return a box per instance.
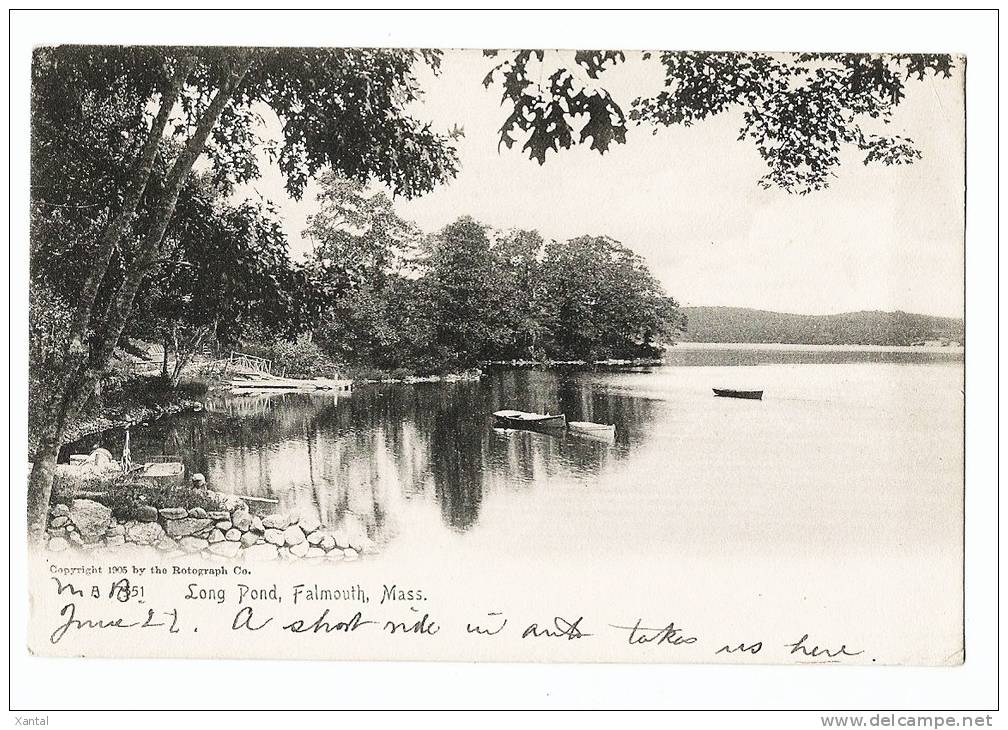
[467,612,508,636]
[49,602,178,645]
[786,633,863,661]
[610,619,697,646]
[283,609,375,634]
[522,616,591,640]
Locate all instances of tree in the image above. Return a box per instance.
[28,45,460,531]
[539,235,684,360]
[484,50,955,194]
[418,217,513,369]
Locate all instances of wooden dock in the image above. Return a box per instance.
[229,376,352,391]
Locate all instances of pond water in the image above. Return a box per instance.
[78,344,964,569]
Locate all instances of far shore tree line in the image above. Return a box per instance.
[27,44,953,530]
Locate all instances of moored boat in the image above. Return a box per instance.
[568,420,616,435]
[493,409,567,429]
[713,388,763,400]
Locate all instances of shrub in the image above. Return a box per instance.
[51,472,226,521]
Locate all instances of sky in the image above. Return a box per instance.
[237,50,966,319]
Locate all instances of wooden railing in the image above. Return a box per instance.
[228,350,273,375]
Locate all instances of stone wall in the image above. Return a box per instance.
[45,499,377,562]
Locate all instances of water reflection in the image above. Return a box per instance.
[82,371,656,540]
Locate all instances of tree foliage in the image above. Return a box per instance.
[485,50,954,194]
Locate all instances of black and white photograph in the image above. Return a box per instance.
[8,7,998,718]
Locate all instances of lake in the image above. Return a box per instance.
[92,343,963,568]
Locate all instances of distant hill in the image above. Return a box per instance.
[682,306,964,346]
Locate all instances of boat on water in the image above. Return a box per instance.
[713,388,764,400]
[568,420,616,435]
[493,409,567,429]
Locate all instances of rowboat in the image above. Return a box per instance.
[493,410,567,429]
[713,388,763,400]
[568,421,616,435]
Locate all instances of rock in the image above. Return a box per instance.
[319,535,336,552]
[136,505,159,522]
[156,536,180,552]
[262,513,286,530]
[105,535,126,547]
[105,524,125,537]
[49,515,69,529]
[307,531,324,546]
[331,529,350,549]
[47,527,67,537]
[283,525,306,546]
[240,531,259,548]
[178,537,209,553]
[250,515,264,533]
[276,547,295,562]
[188,507,208,519]
[298,514,321,535]
[51,503,70,517]
[159,507,188,519]
[243,543,278,561]
[208,528,226,544]
[232,510,252,532]
[215,520,233,531]
[264,528,285,546]
[225,528,242,542]
[342,547,358,560]
[208,511,230,521]
[289,540,309,558]
[125,522,166,546]
[164,518,213,538]
[67,531,85,547]
[208,541,240,558]
[69,499,113,543]
[48,536,70,552]
[306,547,325,558]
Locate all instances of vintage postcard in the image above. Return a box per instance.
[25,44,965,665]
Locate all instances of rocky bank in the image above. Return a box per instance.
[45,499,377,563]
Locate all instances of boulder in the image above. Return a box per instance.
[125,521,166,546]
[188,507,208,519]
[240,531,259,548]
[307,531,324,546]
[164,518,213,538]
[208,541,240,558]
[207,511,230,521]
[47,536,70,553]
[264,528,285,546]
[283,525,306,546]
[289,540,309,558]
[215,520,233,531]
[243,544,278,561]
[208,528,226,544]
[262,513,286,530]
[136,505,159,522]
[342,547,359,560]
[319,535,336,552]
[49,515,69,529]
[155,536,180,552]
[225,528,242,542]
[159,507,188,519]
[232,510,252,532]
[50,503,70,517]
[178,537,209,553]
[298,514,321,535]
[69,499,113,543]
[250,515,264,534]
[105,524,125,537]
[306,547,325,558]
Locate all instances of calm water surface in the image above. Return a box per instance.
[92,344,964,565]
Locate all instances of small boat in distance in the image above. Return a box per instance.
[713,388,764,400]
[568,421,616,435]
[493,410,567,429]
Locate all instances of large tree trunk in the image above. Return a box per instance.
[26,52,251,535]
